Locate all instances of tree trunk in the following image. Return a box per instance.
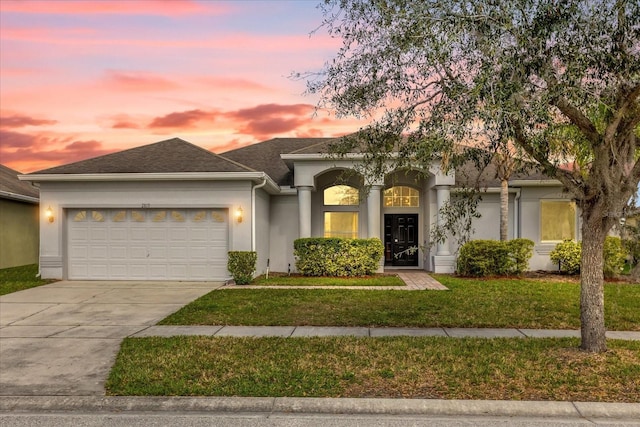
[630,263,640,283]
[500,178,509,241]
[580,215,607,352]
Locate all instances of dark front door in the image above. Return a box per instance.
[384,214,419,266]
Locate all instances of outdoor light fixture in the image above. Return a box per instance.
[45,206,54,223]
[236,206,243,223]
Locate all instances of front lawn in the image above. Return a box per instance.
[0,264,53,296]
[106,336,640,402]
[160,276,640,330]
[250,274,404,287]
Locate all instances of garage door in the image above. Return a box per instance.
[67,208,228,280]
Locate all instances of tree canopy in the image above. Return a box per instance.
[308,0,640,352]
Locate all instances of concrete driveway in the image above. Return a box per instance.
[0,281,222,396]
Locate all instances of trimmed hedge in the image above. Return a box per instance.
[227,251,257,285]
[294,238,384,277]
[550,237,628,277]
[456,238,534,277]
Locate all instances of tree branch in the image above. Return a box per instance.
[552,97,601,145]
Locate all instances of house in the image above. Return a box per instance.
[1,164,39,269]
[20,137,577,281]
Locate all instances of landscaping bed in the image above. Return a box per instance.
[106,336,640,402]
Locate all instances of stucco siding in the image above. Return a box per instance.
[254,188,270,275]
[0,199,39,269]
[38,180,252,279]
[269,195,298,273]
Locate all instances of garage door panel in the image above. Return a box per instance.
[110,228,128,241]
[130,229,148,241]
[67,208,228,280]
[89,245,108,259]
[109,246,128,260]
[129,246,148,260]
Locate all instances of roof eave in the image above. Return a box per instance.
[0,190,39,204]
[510,179,562,187]
[19,172,281,194]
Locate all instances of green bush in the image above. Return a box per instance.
[294,238,384,277]
[549,240,581,274]
[603,236,628,278]
[507,238,535,274]
[227,251,257,285]
[550,237,628,277]
[456,239,534,277]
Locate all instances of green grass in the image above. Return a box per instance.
[0,264,53,296]
[250,274,404,287]
[106,336,640,402]
[160,276,640,330]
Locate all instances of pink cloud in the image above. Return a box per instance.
[148,109,218,129]
[196,77,273,93]
[112,121,141,129]
[0,130,116,173]
[0,1,228,16]
[224,103,316,139]
[0,114,57,128]
[102,70,180,92]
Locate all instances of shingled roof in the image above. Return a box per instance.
[0,164,39,201]
[31,138,255,175]
[221,137,338,186]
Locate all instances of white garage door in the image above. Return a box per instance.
[67,208,228,280]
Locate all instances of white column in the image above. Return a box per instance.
[435,185,451,256]
[367,185,382,239]
[297,186,312,238]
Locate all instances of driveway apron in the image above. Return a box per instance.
[0,281,221,396]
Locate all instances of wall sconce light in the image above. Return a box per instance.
[45,206,54,223]
[235,206,243,223]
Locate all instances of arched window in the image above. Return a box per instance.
[324,185,359,206]
[384,186,419,207]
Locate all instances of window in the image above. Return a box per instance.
[541,200,576,241]
[384,186,419,207]
[324,185,359,206]
[324,212,358,238]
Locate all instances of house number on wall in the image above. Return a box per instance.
[141,203,151,208]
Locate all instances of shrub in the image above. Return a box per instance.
[549,240,581,274]
[456,238,534,277]
[603,236,628,278]
[550,237,628,277]
[227,251,257,285]
[294,238,384,276]
[506,238,535,274]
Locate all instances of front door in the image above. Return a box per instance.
[384,214,419,266]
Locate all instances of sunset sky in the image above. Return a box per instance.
[0,0,366,173]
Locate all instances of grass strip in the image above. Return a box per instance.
[250,275,404,287]
[160,277,640,330]
[0,264,53,296]
[106,336,640,402]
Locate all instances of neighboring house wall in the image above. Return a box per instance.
[0,199,39,269]
[38,180,253,279]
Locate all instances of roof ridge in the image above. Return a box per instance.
[287,137,339,154]
[211,152,257,172]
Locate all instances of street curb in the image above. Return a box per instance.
[1,396,639,419]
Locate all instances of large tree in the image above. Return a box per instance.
[307,0,640,352]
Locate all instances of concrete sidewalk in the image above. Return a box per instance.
[132,325,640,340]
